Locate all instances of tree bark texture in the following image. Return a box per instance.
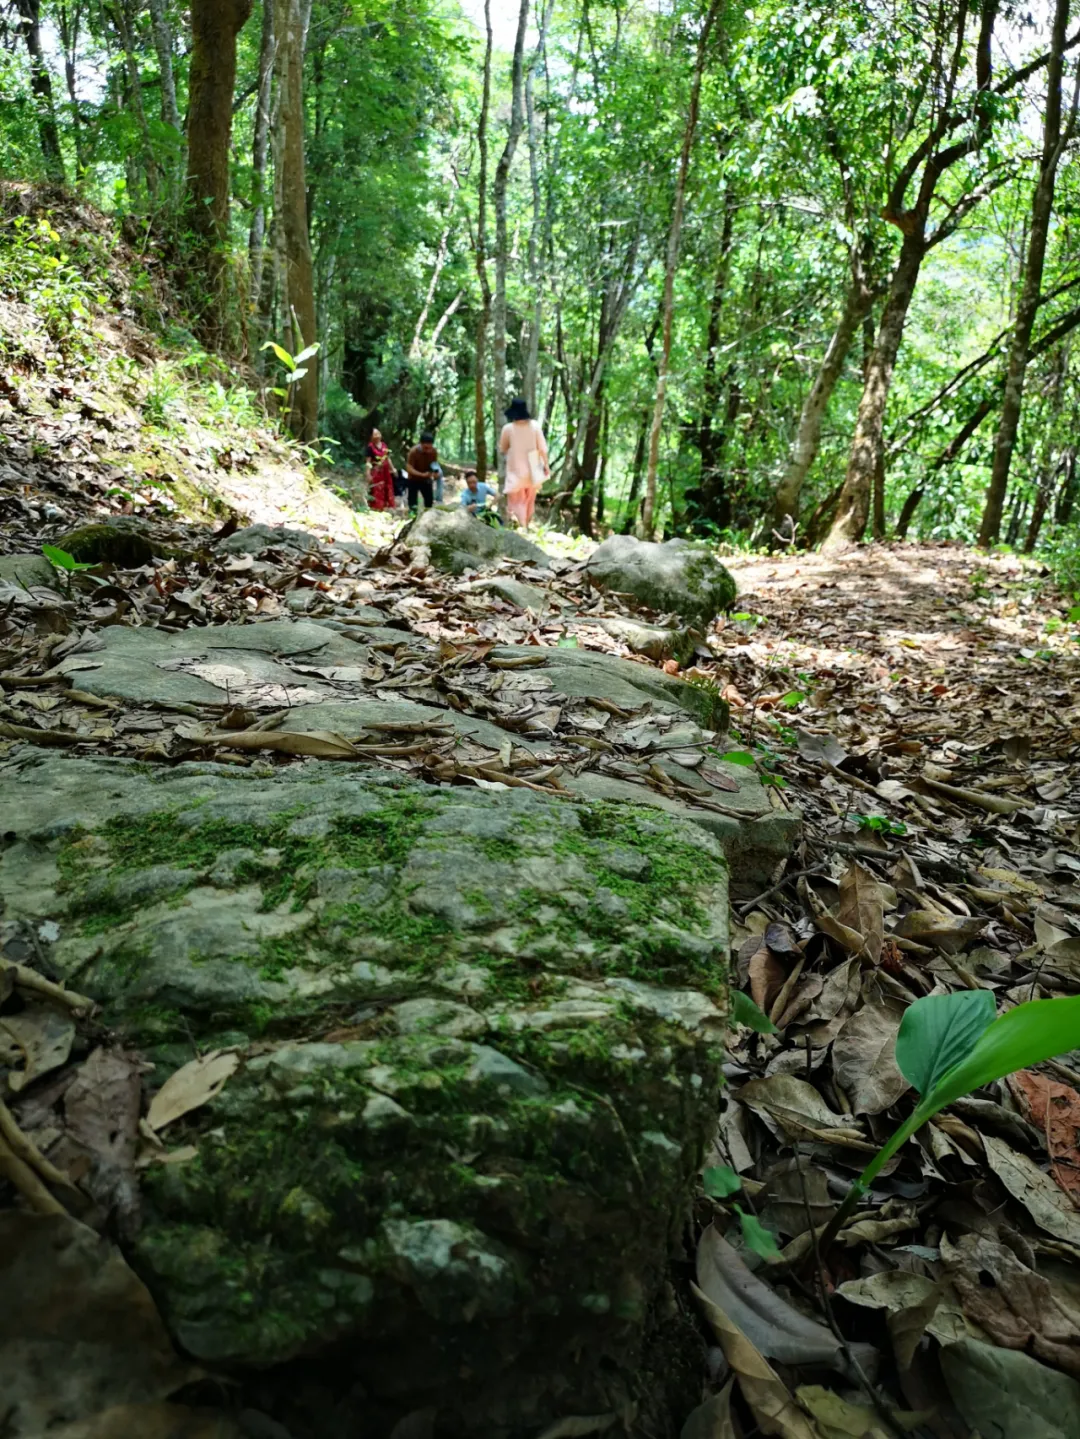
[772,254,872,529]
[272,0,317,440]
[248,0,277,351]
[147,0,180,132]
[978,0,1071,547]
[186,0,253,344]
[697,196,735,527]
[824,233,924,549]
[15,0,66,183]
[474,0,494,482]
[492,0,531,461]
[640,0,722,537]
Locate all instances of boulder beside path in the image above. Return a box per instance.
[0,752,730,1436]
[585,536,737,625]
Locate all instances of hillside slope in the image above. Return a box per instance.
[0,183,371,551]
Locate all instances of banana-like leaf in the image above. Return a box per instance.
[895,989,996,1096]
[261,341,294,368]
[293,342,321,365]
[926,995,1080,1113]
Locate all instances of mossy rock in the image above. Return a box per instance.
[0,753,729,1435]
[586,536,737,625]
[57,524,187,566]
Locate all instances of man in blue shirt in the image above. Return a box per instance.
[460,470,497,516]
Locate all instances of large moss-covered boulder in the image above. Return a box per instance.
[0,753,729,1436]
[409,508,549,574]
[586,536,736,624]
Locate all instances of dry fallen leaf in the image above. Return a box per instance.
[831,997,910,1115]
[1008,1070,1080,1204]
[692,1279,827,1439]
[835,863,885,965]
[983,1133,1080,1248]
[146,1050,239,1132]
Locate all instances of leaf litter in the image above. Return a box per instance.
[3,477,1080,1438]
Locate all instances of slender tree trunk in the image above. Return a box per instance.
[979,0,1072,547]
[1055,446,1077,524]
[773,256,872,529]
[186,0,253,342]
[492,0,531,456]
[272,0,317,440]
[640,0,721,537]
[112,0,160,198]
[147,0,180,130]
[248,0,276,356]
[823,234,925,549]
[577,392,604,535]
[621,407,651,533]
[56,2,86,175]
[698,197,736,525]
[474,0,493,481]
[894,395,995,539]
[523,0,555,413]
[411,161,460,358]
[1023,343,1068,551]
[14,0,66,184]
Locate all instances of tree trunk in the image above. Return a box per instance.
[576,393,604,535]
[14,0,66,184]
[474,0,494,481]
[772,256,872,529]
[640,0,721,537]
[979,0,1072,547]
[57,2,86,175]
[620,408,651,533]
[112,0,160,198]
[492,0,531,457]
[248,0,276,347]
[272,0,317,441]
[823,233,925,549]
[1055,447,1077,524]
[410,168,459,358]
[894,395,995,539]
[523,0,555,415]
[147,0,180,131]
[186,0,253,341]
[697,197,736,526]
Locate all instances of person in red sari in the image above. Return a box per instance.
[366,429,396,511]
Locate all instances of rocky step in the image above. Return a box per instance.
[0,752,731,1436]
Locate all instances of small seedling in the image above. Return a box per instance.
[855,814,907,837]
[816,990,1080,1254]
[732,991,778,1034]
[42,544,96,572]
[703,1162,782,1259]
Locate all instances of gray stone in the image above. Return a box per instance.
[0,751,729,1429]
[218,524,322,556]
[54,619,371,708]
[586,535,736,624]
[563,768,799,896]
[409,508,548,574]
[0,553,57,589]
[589,615,695,663]
[489,644,727,728]
[277,697,539,753]
[467,577,558,612]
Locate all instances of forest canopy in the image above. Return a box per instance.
[2,0,1080,574]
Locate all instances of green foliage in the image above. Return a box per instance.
[822,991,1080,1250]
[731,991,778,1034]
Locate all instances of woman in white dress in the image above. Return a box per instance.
[498,398,548,528]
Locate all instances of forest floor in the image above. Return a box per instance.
[4,186,1080,1439]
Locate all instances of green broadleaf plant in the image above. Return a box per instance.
[42,544,95,572]
[816,991,1080,1255]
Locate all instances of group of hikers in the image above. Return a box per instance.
[364,398,549,528]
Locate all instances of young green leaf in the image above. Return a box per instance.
[703,1164,742,1198]
[721,751,756,767]
[926,995,1080,1114]
[737,1206,781,1260]
[42,544,93,572]
[261,341,294,368]
[732,990,778,1034]
[895,989,996,1096]
[293,342,321,365]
